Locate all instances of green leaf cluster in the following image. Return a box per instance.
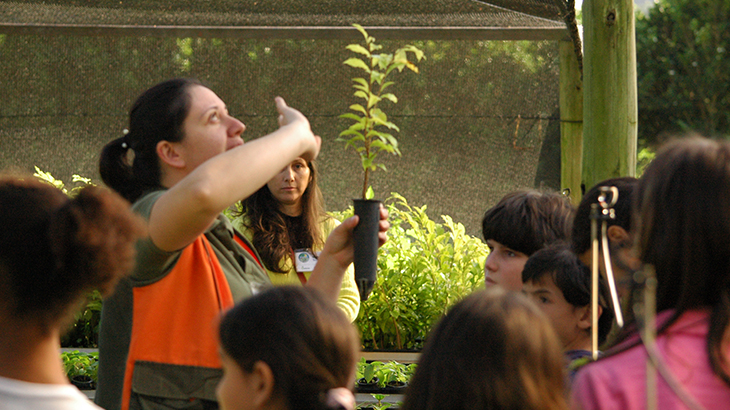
[61,350,99,383]
[339,24,425,199]
[356,358,415,387]
[33,166,93,197]
[61,289,103,348]
[346,193,487,350]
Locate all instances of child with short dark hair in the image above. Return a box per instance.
[482,190,574,291]
[521,242,614,377]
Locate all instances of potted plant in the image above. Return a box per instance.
[339,24,424,300]
[356,359,383,393]
[357,394,394,410]
[61,350,99,390]
[380,361,411,394]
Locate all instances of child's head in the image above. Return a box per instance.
[401,288,568,410]
[0,176,144,333]
[482,190,574,291]
[521,243,614,350]
[217,286,360,410]
[571,177,638,298]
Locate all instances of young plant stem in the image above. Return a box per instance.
[362,128,371,199]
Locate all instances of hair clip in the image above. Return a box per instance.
[122,129,130,149]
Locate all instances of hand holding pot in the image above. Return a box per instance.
[307,205,389,303]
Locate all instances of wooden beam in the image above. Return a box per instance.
[581,0,637,189]
[0,23,569,41]
[559,39,584,203]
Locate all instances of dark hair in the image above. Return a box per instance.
[236,160,326,273]
[624,136,730,385]
[522,242,615,345]
[401,288,568,410]
[0,176,145,331]
[482,190,574,255]
[219,286,359,410]
[99,78,201,202]
[571,177,638,255]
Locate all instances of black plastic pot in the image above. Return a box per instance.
[384,380,408,394]
[356,377,381,393]
[353,199,381,301]
[70,375,94,390]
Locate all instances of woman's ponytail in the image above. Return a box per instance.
[99,135,139,202]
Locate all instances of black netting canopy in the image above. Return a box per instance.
[2,1,565,31]
[0,0,570,236]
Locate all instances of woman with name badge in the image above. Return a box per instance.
[232,158,360,321]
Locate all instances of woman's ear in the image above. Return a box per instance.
[607,225,631,248]
[156,140,185,169]
[248,361,276,408]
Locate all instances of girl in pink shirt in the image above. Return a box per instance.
[572,136,730,410]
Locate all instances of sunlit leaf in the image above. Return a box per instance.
[344,57,370,72]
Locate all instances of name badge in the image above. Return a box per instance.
[294,249,318,272]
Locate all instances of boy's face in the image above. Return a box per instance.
[522,276,590,351]
[484,239,529,291]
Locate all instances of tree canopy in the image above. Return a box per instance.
[636,0,730,145]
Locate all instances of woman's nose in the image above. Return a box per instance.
[283,167,295,181]
[229,117,246,137]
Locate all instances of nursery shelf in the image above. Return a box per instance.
[361,351,420,363]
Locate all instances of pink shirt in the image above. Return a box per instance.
[571,310,730,410]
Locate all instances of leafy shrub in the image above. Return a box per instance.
[636,0,730,145]
[335,193,488,350]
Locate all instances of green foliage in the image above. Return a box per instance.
[356,359,414,387]
[34,168,102,347]
[61,290,103,348]
[636,0,730,145]
[378,360,411,385]
[339,24,425,199]
[351,193,487,350]
[175,38,194,73]
[33,166,93,196]
[61,350,99,383]
[357,394,393,410]
[636,146,656,177]
[356,358,382,384]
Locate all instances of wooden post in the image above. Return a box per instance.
[582,0,637,190]
[559,39,584,203]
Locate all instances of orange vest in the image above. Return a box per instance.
[121,235,236,410]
